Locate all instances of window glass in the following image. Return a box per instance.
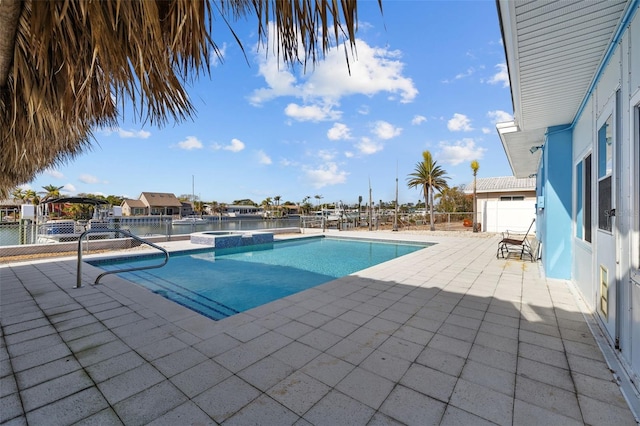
[597,114,613,232]
[585,154,592,242]
[576,162,583,239]
[598,115,613,179]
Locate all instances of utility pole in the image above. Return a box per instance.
[368,178,373,231]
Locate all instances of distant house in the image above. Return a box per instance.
[461,176,536,233]
[120,199,146,216]
[120,192,183,216]
[224,204,262,216]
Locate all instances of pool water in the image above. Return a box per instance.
[92,237,430,320]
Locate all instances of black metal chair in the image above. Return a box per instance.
[497,218,536,261]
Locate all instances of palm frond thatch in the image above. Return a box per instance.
[0,0,370,196]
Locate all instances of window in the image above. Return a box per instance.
[576,154,592,243]
[500,195,525,201]
[597,115,613,232]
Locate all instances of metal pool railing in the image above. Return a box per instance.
[76,228,169,288]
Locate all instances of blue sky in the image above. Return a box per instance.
[26,1,513,206]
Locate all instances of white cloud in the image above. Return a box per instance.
[482,127,491,134]
[256,150,272,165]
[437,138,486,166]
[284,103,341,122]
[227,139,245,152]
[317,150,336,161]
[79,174,99,184]
[455,67,475,80]
[62,183,76,193]
[210,42,227,67]
[487,109,513,124]
[372,120,402,140]
[327,123,352,141]
[488,63,509,88]
[357,105,370,115]
[447,113,473,132]
[344,151,354,158]
[304,162,348,188]
[356,137,383,155]
[212,138,245,152]
[177,136,203,150]
[118,128,151,139]
[411,115,427,125]
[250,36,418,106]
[45,169,64,179]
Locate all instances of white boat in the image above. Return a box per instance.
[172,217,206,225]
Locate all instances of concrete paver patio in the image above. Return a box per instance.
[1,231,638,425]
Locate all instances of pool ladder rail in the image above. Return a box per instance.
[76,228,169,288]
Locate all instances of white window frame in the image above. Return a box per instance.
[631,90,640,284]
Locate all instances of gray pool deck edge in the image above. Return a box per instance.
[1,230,638,425]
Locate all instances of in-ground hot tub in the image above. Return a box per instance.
[190,230,274,248]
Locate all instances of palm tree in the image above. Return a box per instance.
[471,160,480,232]
[10,187,25,203]
[407,150,449,231]
[0,1,367,197]
[357,195,363,226]
[261,197,272,217]
[41,184,64,217]
[314,194,323,212]
[274,195,281,217]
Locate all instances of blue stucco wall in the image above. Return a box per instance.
[538,125,573,279]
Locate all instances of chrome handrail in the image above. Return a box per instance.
[76,228,169,288]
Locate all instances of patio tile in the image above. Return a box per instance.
[273,341,321,369]
[326,339,373,365]
[170,360,232,398]
[146,401,214,426]
[380,385,446,426]
[437,323,477,343]
[98,363,165,405]
[267,371,331,416]
[440,405,499,426]
[85,350,147,383]
[392,324,434,345]
[193,332,241,357]
[6,333,62,358]
[297,328,343,351]
[338,310,374,326]
[335,367,394,409]
[136,336,188,361]
[518,342,568,370]
[519,329,564,352]
[214,344,267,373]
[275,321,315,340]
[225,394,299,425]
[346,325,390,349]
[572,371,630,408]
[513,399,583,426]
[427,334,472,359]
[301,353,355,387]
[400,363,457,403]
[113,380,187,425]
[566,353,613,381]
[296,311,333,328]
[461,360,516,397]
[75,340,130,367]
[449,378,513,425]
[376,335,423,362]
[415,347,466,377]
[320,318,360,337]
[25,387,108,426]
[11,343,71,373]
[367,412,405,426]
[443,313,482,331]
[238,355,296,392]
[360,350,411,382]
[152,346,208,377]
[4,325,56,346]
[0,393,23,424]
[21,369,93,411]
[577,394,638,426]
[73,408,123,425]
[225,321,269,342]
[517,357,574,391]
[515,375,582,421]
[303,390,375,425]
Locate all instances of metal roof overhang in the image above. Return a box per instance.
[495,0,630,178]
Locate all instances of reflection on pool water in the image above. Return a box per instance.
[91,237,432,320]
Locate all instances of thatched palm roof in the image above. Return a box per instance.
[0,0,366,196]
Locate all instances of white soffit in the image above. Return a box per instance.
[497,0,628,177]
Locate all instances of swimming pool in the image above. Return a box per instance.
[91,237,431,320]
